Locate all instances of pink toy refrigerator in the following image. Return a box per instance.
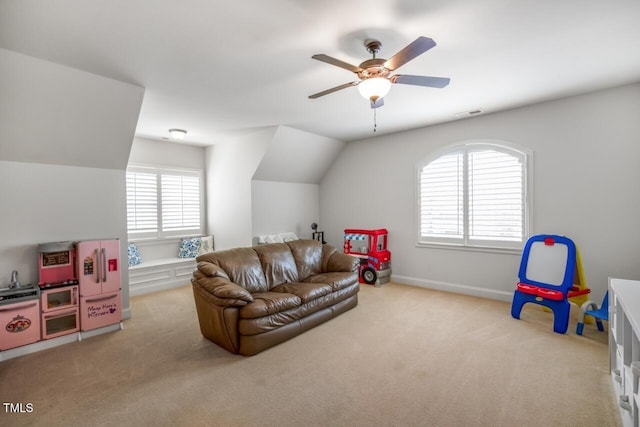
[76,239,122,331]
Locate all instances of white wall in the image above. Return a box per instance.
[205,128,274,250]
[250,126,342,242]
[128,137,206,170]
[321,83,640,302]
[251,180,320,240]
[0,161,130,311]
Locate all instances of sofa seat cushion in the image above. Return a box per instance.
[238,282,360,336]
[304,272,359,291]
[271,282,333,303]
[239,292,301,319]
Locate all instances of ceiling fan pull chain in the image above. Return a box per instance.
[373,108,377,133]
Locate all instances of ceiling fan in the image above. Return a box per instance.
[309,36,450,109]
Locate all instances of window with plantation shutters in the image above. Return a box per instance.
[417,143,530,250]
[161,173,201,232]
[126,165,203,239]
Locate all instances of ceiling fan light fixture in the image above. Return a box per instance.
[168,128,187,140]
[358,77,391,101]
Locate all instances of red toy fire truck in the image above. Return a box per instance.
[343,228,391,287]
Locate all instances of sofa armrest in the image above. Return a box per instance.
[326,252,359,273]
[192,281,241,354]
[191,269,253,307]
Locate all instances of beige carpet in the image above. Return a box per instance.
[0,283,621,427]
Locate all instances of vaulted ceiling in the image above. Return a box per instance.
[1,1,639,145]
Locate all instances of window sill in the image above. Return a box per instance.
[128,235,202,247]
[416,242,522,255]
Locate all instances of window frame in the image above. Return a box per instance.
[126,163,205,241]
[415,140,533,253]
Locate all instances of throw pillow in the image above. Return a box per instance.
[128,243,142,267]
[277,232,299,242]
[178,237,201,258]
[198,235,214,255]
[264,234,284,244]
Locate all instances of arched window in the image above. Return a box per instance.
[416,142,531,251]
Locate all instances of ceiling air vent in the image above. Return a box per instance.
[456,109,484,118]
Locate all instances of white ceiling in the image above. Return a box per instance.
[1,0,639,145]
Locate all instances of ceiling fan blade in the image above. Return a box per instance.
[384,36,437,71]
[311,54,362,73]
[391,74,450,88]
[370,98,384,109]
[308,81,359,99]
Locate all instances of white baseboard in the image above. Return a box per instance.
[391,274,513,302]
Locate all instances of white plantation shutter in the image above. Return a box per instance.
[418,143,529,249]
[420,152,464,240]
[126,165,203,239]
[468,149,523,242]
[126,171,158,234]
[161,173,201,231]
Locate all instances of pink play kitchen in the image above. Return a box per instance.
[0,239,122,353]
[75,239,122,332]
[0,276,40,351]
[38,241,80,339]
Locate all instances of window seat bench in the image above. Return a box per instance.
[129,257,197,296]
[127,236,212,296]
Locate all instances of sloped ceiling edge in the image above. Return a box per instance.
[0,48,144,170]
[253,126,345,184]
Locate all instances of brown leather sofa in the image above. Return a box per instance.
[191,239,359,355]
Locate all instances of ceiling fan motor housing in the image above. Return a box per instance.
[359,40,390,80]
[358,58,389,80]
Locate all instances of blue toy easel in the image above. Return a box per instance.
[510,234,590,334]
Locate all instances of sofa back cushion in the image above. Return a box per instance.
[321,244,338,272]
[285,240,323,280]
[253,243,299,289]
[198,247,268,293]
